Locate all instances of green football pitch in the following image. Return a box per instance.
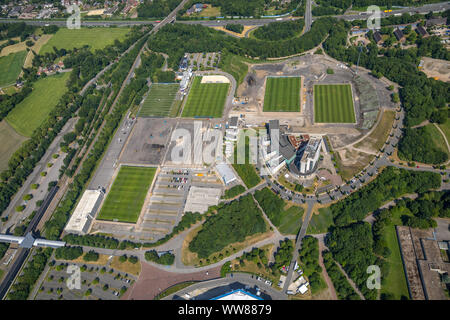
[97,166,156,223]
[138,83,179,117]
[263,76,301,112]
[314,84,356,123]
[182,76,229,118]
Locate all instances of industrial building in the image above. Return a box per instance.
[64,189,104,235]
[215,162,237,185]
[184,186,221,213]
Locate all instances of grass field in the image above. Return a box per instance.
[278,205,304,235]
[381,224,410,299]
[97,166,156,223]
[182,76,229,118]
[438,121,450,143]
[263,76,301,112]
[0,51,27,87]
[314,84,356,123]
[220,53,248,86]
[307,207,334,234]
[231,132,261,189]
[6,72,70,137]
[138,83,179,117]
[40,27,130,54]
[0,121,27,171]
[424,124,450,158]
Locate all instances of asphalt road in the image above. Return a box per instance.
[0,1,448,28]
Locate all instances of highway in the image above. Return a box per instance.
[0,2,448,28]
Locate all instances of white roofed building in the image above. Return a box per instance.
[216,162,237,185]
[64,189,104,235]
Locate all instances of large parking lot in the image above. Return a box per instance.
[34,261,136,300]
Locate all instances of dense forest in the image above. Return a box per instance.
[0,22,36,41]
[398,127,449,165]
[148,18,334,69]
[137,0,182,18]
[145,250,175,265]
[253,19,305,41]
[189,194,266,258]
[326,222,379,300]
[330,167,441,226]
[298,236,326,294]
[323,18,449,145]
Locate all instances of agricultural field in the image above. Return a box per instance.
[263,76,301,112]
[314,84,356,123]
[40,27,130,54]
[0,121,27,171]
[6,72,70,137]
[138,83,179,117]
[182,76,229,118]
[0,51,27,87]
[97,166,156,223]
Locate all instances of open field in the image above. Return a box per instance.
[0,51,27,87]
[23,34,53,68]
[183,4,220,17]
[263,76,301,112]
[314,84,355,123]
[0,121,27,171]
[381,224,410,299]
[438,121,450,143]
[355,110,395,153]
[307,207,334,234]
[97,166,156,223]
[138,83,179,117]
[6,72,70,137]
[424,124,450,158]
[278,204,304,235]
[109,256,141,276]
[40,27,130,54]
[231,133,261,189]
[182,76,229,118]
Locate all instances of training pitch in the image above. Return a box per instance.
[182,76,229,118]
[263,76,301,112]
[138,83,179,117]
[97,166,156,223]
[314,84,356,123]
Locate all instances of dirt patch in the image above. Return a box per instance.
[336,147,373,181]
[421,57,450,82]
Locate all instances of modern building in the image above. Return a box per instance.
[64,189,104,235]
[216,162,237,185]
[298,138,322,175]
[0,233,65,249]
[211,289,263,300]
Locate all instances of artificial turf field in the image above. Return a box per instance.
[6,72,70,137]
[97,166,156,223]
[0,51,27,87]
[314,84,356,123]
[40,27,130,54]
[138,83,179,117]
[263,76,301,112]
[182,76,229,118]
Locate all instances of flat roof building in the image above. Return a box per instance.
[299,138,322,175]
[216,162,237,185]
[184,186,221,213]
[211,289,263,300]
[64,189,104,235]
